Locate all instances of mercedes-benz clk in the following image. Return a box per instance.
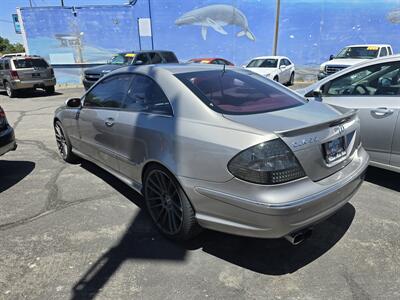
[54,64,369,244]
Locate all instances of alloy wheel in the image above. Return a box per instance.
[54,123,68,159]
[5,83,12,97]
[145,169,184,235]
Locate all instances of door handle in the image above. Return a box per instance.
[371,107,394,116]
[105,117,114,127]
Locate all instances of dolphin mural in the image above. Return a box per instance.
[387,8,400,23]
[175,4,256,41]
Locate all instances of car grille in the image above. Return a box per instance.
[325,65,348,75]
[85,73,101,81]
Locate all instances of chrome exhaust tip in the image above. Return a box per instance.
[284,228,313,245]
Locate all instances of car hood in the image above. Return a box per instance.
[321,58,369,67]
[84,64,124,75]
[246,67,276,75]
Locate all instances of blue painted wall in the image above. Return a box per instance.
[19,0,400,83]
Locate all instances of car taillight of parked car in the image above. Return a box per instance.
[0,107,6,128]
[228,139,305,184]
[10,70,19,80]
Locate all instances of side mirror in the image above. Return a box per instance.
[134,60,144,65]
[66,97,81,108]
[312,89,323,101]
[279,65,285,69]
[329,55,334,60]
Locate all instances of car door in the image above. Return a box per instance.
[78,74,132,171]
[319,61,400,166]
[278,59,289,83]
[113,74,173,185]
[390,116,400,169]
[0,60,4,88]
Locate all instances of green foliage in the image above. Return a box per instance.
[0,36,25,55]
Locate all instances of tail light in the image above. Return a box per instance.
[10,70,19,80]
[228,139,305,184]
[0,107,7,128]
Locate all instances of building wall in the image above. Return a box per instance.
[18,0,400,83]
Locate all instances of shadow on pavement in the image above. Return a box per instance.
[0,90,62,98]
[365,166,400,192]
[71,159,355,299]
[0,160,35,193]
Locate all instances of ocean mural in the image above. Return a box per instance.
[18,0,400,84]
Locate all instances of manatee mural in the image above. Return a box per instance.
[175,4,255,41]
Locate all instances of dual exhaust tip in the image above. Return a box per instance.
[284,228,313,245]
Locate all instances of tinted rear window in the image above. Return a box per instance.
[176,70,304,115]
[161,52,178,63]
[13,58,49,69]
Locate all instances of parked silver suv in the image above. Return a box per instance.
[0,55,56,98]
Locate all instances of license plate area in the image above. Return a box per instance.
[32,73,41,78]
[323,136,347,163]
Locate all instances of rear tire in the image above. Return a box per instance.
[5,82,17,98]
[45,86,55,94]
[144,165,201,240]
[54,121,78,163]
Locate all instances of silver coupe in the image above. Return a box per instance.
[54,64,368,244]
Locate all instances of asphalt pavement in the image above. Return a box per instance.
[0,86,399,300]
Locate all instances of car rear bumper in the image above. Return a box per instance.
[178,146,369,238]
[11,78,56,90]
[0,126,17,156]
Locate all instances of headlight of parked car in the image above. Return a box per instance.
[319,65,325,72]
[228,139,305,184]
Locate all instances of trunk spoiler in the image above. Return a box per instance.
[275,108,358,138]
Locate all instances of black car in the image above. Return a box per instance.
[0,106,17,156]
[82,50,179,90]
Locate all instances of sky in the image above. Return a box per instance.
[0,0,130,43]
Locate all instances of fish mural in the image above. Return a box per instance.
[387,8,400,23]
[175,4,256,41]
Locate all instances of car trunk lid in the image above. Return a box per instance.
[223,101,361,181]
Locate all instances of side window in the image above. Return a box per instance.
[161,52,178,63]
[135,53,150,64]
[0,60,3,70]
[388,47,393,55]
[122,74,172,115]
[285,59,292,66]
[278,60,285,68]
[149,52,163,64]
[324,62,400,96]
[84,74,132,108]
[380,47,388,57]
[4,61,10,70]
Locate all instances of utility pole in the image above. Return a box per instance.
[272,0,280,56]
[29,0,32,7]
[61,0,64,6]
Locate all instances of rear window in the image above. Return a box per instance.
[13,58,49,69]
[176,70,304,115]
[247,59,278,68]
[161,52,178,63]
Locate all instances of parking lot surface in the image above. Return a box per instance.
[0,87,399,300]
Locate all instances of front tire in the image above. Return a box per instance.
[54,121,78,163]
[288,72,295,86]
[144,165,201,240]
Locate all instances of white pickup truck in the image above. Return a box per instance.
[318,44,394,80]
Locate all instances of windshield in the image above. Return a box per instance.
[335,46,380,59]
[109,54,135,65]
[247,59,278,68]
[13,58,48,69]
[176,70,304,115]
